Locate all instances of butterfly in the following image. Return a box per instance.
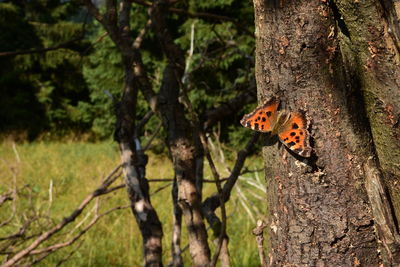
[240,97,312,157]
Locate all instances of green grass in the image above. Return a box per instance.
[0,141,266,266]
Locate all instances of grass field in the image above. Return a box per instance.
[0,140,266,266]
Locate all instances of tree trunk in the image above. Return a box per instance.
[81,1,164,265]
[116,53,164,267]
[332,0,400,244]
[151,2,211,266]
[253,0,400,265]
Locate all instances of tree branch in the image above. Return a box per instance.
[130,0,252,35]
[200,133,228,267]
[203,90,256,131]
[202,132,260,226]
[0,36,84,57]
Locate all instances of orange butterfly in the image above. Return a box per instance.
[240,97,312,157]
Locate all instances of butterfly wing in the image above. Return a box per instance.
[240,97,279,133]
[278,112,312,157]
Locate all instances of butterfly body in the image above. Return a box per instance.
[241,97,312,157]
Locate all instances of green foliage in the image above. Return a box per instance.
[80,27,123,139]
[1,0,256,148]
[0,1,90,139]
[0,4,43,138]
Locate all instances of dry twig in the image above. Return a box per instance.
[200,133,228,267]
[252,219,267,267]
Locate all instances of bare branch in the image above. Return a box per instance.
[143,121,162,151]
[0,189,13,206]
[29,205,129,256]
[1,165,122,267]
[220,132,260,197]
[200,133,227,267]
[54,241,84,267]
[203,90,256,131]
[147,178,228,183]
[102,183,126,195]
[151,183,173,196]
[133,18,153,49]
[0,165,18,227]
[202,132,260,234]
[135,110,154,137]
[0,218,37,242]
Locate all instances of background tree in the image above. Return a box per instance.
[253,0,400,265]
[79,0,256,266]
[0,1,91,140]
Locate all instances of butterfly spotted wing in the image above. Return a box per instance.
[277,112,312,157]
[240,97,279,132]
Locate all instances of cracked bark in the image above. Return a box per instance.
[253,0,400,265]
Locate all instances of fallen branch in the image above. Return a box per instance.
[0,165,122,267]
[30,205,130,256]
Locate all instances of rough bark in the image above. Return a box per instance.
[151,1,211,265]
[253,0,400,265]
[157,63,211,266]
